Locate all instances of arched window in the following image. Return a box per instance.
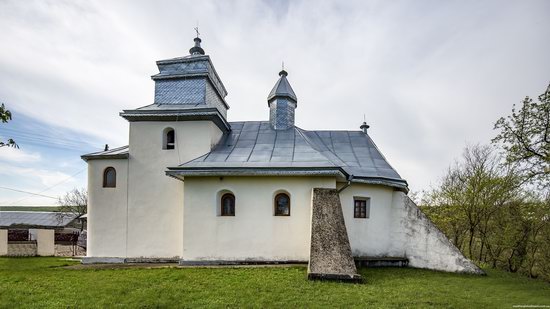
[163,128,175,150]
[103,167,116,188]
[221,193,235,216]
[274,193,290,216]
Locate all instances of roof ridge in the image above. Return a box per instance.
[294,127,338,167]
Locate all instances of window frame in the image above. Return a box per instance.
[220,193,235,216]
[162,127,175,150]
[103,167,116,188]
[353,197,370,219]
[274,193,291,216]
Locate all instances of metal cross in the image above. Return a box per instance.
[194,26,200,38]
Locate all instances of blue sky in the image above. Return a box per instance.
[0,113,93,205]
[1,0,549,205]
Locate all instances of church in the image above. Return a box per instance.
[81,35,482,279]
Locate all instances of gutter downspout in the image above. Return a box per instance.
[337,175,354,193]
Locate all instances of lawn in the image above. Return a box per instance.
[0,258,549,308]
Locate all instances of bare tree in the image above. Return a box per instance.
[57,188,87,231]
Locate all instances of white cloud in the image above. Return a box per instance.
[0,147,41,163]
[0,0,549,195]
[0,164,73,187]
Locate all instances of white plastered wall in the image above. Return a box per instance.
[182,176,336,261]
[389,191,482,273]
[338,183,396,256]
[0,229,7,256]
[36,229,55,256]
[87,159,129,257]
[339,184,481,273]
[126,121,222,258]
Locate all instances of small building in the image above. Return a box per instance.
[0,211,80,256]
[81,35,482,278]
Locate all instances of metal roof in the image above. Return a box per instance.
[81,145,129,162]
[0,211,79,229]
[168,121,408,191]
[267,71,297,103]
[119,106,231,132]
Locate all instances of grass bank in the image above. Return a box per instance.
[0,257,549,308]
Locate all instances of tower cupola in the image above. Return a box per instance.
[120,34,231,132]
[189,37,205,55]
[268,69,297,130]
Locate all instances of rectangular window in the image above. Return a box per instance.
[354,198,370,218]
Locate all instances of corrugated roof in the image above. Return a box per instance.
[0,211,78,228]
[169,121,407,190]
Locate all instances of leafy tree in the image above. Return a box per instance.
[431,145,520,258]
[0,103,17,148]
[423,145,550,281]
[493,83,550,188]
[57,188,87,231]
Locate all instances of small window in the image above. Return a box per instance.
[221,193,235,216]
[274,193,290,216]
[354,198,370,218]
[103,167,116,188]
[163,128,175,150]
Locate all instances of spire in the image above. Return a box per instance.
[189,28,205,55]
[268,69,297,103]
[268,68,298,130]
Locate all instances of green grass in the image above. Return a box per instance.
[1,258,549,308]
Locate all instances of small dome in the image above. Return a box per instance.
[189,37,205,55]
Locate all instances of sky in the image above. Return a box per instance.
[0,0,549,206]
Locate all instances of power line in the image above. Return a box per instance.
[0,186,58,199]
[0,128,102,152]
[7,168,86,205]
[1,132,96,148]
[0,127,93,145]
[0,136,97,153]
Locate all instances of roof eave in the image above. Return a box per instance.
[166,167,348,181]
[119,108,231,132]
[81,153,129,162]
[351,177,409,193]
[267,95,298,106]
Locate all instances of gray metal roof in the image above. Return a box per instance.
[81,145,129,161]
[0,211,78,229]
[119,106,231,132]
[168,121,408,190]
[268,71,297,103]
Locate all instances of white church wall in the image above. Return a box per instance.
[87,159,128,257]
[339,184,482,274]
[181,176,336,262]
[389,191,483,274]
[338,183,396,257]
[126,121,222,258]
